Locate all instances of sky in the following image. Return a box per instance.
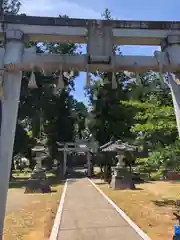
[20,0,180,105]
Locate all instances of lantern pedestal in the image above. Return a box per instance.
[110,160,135,190]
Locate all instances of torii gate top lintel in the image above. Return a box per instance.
[3,15,180,29]
[1,15,180,46]
[57,140,92,153]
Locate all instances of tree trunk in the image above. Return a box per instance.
[10,159,15,180]
[129,164,132,173]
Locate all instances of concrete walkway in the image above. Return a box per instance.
[57,178,146,240]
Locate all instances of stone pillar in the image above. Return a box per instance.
[167,73,180,137]
[161,36,180,137]
[0,29,24,238]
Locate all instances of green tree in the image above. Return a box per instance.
[72,99,88,139]
[122,95,177,149]
[122,72,179,175]
[42,41,79,159]
[2,0,21,15]
[13,13,87,172]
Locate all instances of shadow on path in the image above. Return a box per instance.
[66,167,87,179]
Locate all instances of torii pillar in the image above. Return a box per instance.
[168,73,180,137]
[161,36,180,137]
[0,29,24,238]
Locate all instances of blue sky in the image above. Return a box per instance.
[21,0,180,105]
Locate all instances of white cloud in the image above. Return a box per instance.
[20,0,101,19]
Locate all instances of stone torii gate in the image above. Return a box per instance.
[57,140,92,177]
[1,15,180,237]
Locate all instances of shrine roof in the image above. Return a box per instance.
[100,140,137,152]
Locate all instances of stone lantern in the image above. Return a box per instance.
[110,143,136,190]
[30,145,47,179]
[25,143,51,193]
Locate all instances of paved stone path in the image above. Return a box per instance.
[58,178,144,240]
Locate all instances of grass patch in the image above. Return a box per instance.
[9,171,56,188]
[12,171,55,179]
[4,181,64,240]
[99,181,180,240]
